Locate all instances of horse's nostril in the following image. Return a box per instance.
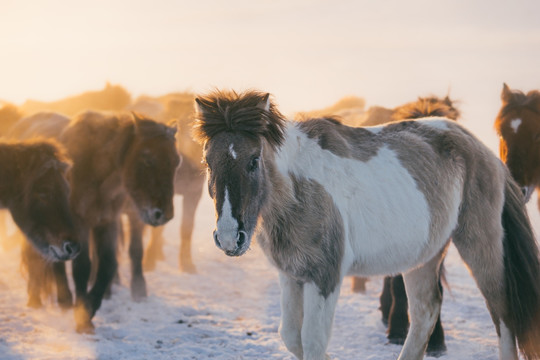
[153,209,163,221]
[522,187,528,196]
[237,231,247,248]
[63,241,80,257]
[213,230,221,249]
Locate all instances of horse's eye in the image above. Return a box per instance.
[248,156,260,172]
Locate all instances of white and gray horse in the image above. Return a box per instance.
[193,90,540,360]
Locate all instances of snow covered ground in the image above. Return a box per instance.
[2,191,538,360]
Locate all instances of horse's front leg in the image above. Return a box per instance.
[279,273,304,359]
[128,211,147,301]
[53,261,72,309]
[301,282,341,360]
[72,228,92,333]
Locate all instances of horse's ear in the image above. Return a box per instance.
[502,83,514,103]
[194,98,207,117]
[257,93,271,112]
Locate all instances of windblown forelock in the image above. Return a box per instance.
[193,90,286,149]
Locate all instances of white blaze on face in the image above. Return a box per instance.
[229,143,237,159]
[510,118,522,133]
[216,188,239,251]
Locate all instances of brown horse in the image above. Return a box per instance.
[0,139,79,307]
[58,111,180,333]
[128,93,205,273]
[8,111,180,332]
[20,83,131,117]
[358,95,460,356]
[0,102,23,136]
[495,83,540,205]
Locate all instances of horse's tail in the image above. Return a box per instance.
[502,176,540,359]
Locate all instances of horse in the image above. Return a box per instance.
[0,102,22,136]
[128,93,205,273]
[495,83,540,206]
[8,110,180,332]
[0,139,79,307]
[363,95,461,355]
[193,89,540,360]
[297,96,366,127]
[20,82,131,117]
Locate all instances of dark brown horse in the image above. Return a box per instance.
[20,83,131,117]
[8,111,180,332]
[495,83,540,205]
[360,95,460,356]
[59,111,179,332]
[128,93,205,273]
[0,139,79,307]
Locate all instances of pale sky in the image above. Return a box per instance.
[1,0,539,148]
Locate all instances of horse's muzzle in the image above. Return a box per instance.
[213,229,249,256]
[49,240,80,261]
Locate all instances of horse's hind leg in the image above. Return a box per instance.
[143,226,165,271]
[387,274,409,345]
[379,276,392,326]
[398,249,446,360]
[128,211,147,301]
[22,242,43,308]
[452,223,517,359]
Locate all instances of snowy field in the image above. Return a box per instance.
[2,191,539,360]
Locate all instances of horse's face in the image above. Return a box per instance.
[123,130,180,226]
[204,133,267,256]
[10,155,79,262]
[496,84,540,202]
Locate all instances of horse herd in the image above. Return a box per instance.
[1,83,540,360]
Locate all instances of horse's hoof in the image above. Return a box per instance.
[426,343,447,358]
[180,261,197,274]
[131,278,148,302]
[387,335,406,345]
[76,321,95,334]
[27,297,42,309]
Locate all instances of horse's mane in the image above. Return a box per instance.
[193,90,286,149]
[392,96,460,121]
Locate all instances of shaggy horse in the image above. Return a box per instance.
[128,93,205,273]
[8,111,179,332]
[369,95,461,355]
[194,90,540,360]
[20,83,131,117]
[495,83,540,205]
[0,139,79,307]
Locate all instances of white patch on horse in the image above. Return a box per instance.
[498,321,518,359]
[416,117,450,130]
[216,188,239,251]
[510,118,522,133]
[229,144,237,159]
[276,125,431,276]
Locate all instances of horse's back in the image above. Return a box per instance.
[7,112,70,140]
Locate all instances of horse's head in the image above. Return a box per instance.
[123,113,180,226]
[495,83,540,202]
[392,95,461,122]
[8,140,79,261]
[194,90,285,256]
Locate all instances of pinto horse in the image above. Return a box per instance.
[367,95,461,354]
[194,90,540,360]
[495,83,540,205]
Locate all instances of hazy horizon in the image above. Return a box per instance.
[1,0,539,149]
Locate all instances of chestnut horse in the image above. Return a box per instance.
[8,111,180,332]
[20,83,131,117]
[0,139,79,307]
[495,83,540,205]
[195,89,540,360]
[128,93,205,273]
